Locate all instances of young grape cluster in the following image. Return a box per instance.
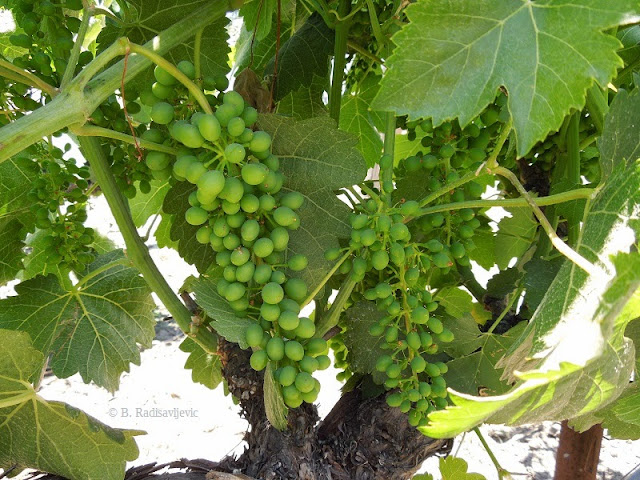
[26,145,95,272]
[135,62,328,409]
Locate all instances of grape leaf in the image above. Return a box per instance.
[343,301,387,374]
[162,181,215,273]
[373,0,640,156]
[190,276,254,349]
[236,20,295,76]
[436,287,474,320]
[0,155,38,284]
[0,330,141,480]
[339,79,383,167]
[0,32,27,61]
[486,267,523,299]
[598,89,640,180]
[444,322,527,396]
[258,115,367,295]
[129,179,170,228]
[594,383,640,440]
[264,13,334,100]
[264,362,289,431]
[494,207,537,270]
[240,0,277,41]
[276,75,328,120]
[179,337,222,389]
[441,313,484,358]
[522,256,563,312]
[0,251,155,392]
[422,157,640,437]
[468,227,495,271]
[439,457,486,480]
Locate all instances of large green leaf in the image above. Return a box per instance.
[258,115,367,294]
[129,179,170,228]
[599,89,640,180]
[373,0,640,156]
[339,78,383,167]
[0,251,155,392]
[179,337,222,389]
[590,383,640,440]
[264,13,334,100]
[494,207,537,270]
[235,20,295,76]
[444,322,527,396]
[0,155,38,284]
[439,457,486,480]
[422,158,640,437]
[276,75,328,120]
[162,181,215,273]
[0,330,141,480]
[342,301,387,374]
[240,0,277,41]
[190,276,254,349]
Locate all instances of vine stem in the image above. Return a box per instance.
[78,137,218,353]
[61,6,93,89]
[127,43,213,114]
[301,250,352,308]
[493,166,596,275]
[585,85,608,133]
[409,188,594,220]
[71,125,180,155]
[486,285,523,335]
[0,59,57,96]
[328,0,351,122]
[364,0,386,46]
[486,117,513,170]
[473,427,511,479]
[417,170,485,209]
[565,112,581,245]
[194,28,204,83]
[381,112,395,205]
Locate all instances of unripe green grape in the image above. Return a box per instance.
[224,143,245,164]
[253,237,274,258]
[261,154,279,172]
[285,278,307,302]
[246,323,264,347]
[223,233,241,250]
[280,299,301,314]
[426,239,443,253]
[405,267,420,286]
[406,331,421,351]
[389,243,406,266]
[385,326,399,343]
[324,248,341,261]
[434,397,448,408]
[279,366,297,387]
[254,264,273,284]
[196,226,212,244]
[279,311,300,331]
[293,372,314,393]
[223,91,245,115]
[146,151,170,171]
[250,350,268,371]
[294,317,315,338]
[376,354,393,372]
[197,114,222,142]
[262,282,284,304]
[411,355,427,373]
[240,194,260,213]
[196,171,225,200]
[150,102,174,124]
[184,161,206,184]
[281,192,304,210]
[227,117,245,137]
[241,106,258,126]
[259,194,276,212]
[427,316,444,334]
[154,65,177,86]
[177,60,196,79]
[284,340,304,361]
[259,302,279,322]
[241,163,269,185]
[387,301,401,316]
[371,250,389,270]
[420,331,433,347]
[152,82,172,99]
[437,328,455,343]
[306,338,328,356]
[225,282,246,302]
[266,336,285,361]
[432,252,452,269]
[236,261,255,283]
[250,131,272,153]
[360,228,376,246]
[369,323,385,336]
[386,363,402,379]
[265,251,284,265]
[299,355,319,373]
[390,223,410,241]
[400,200,420,216]
[450,242,466,259]
[219,177,244,203]
[239,219,259,242]
[351,214,369,230]
[216,251,231,268]
[151,168,172,181]
[185,206,208,226]
[316,355,330,370]
[375,282,393,299]
[215,103,236,127]
[435,362,449,374]
[425,362,441,378]
[230,246,250,266]
[173,155,197,178]
[386,392,403,407]
[221,199,240,215]
[212,218,229,238]
[288,254,308,271]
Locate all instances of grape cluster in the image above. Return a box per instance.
[26,145,95,272]
[134,62,328,409]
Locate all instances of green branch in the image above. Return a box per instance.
[473,427,512,479]
[364,0,386,47]
[79,137,218,353]
[301,250,352,308]
[315,275,357,338]
[585,84,608,133]
[328,0,351,122]
[381,112,395,205]
[61,7,93,89]
[409,188,594,220]
[417,171,486,209]
[71,124,180,155]
[0,59,57,96]
[565,112,581,245]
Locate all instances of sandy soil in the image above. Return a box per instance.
[4,195,640,480]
